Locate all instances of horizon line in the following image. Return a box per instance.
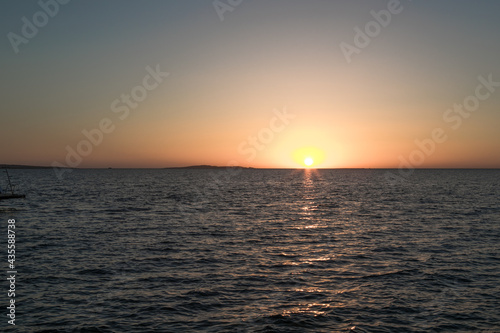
[1,164,500,170]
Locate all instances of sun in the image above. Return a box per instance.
[293,146,325,168]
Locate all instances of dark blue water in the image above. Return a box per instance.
[1,169,499,332]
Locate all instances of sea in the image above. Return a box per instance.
[1,168,499,332]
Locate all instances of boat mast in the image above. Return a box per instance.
[4,168,14,195]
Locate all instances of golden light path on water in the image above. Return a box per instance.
[276,168,336,318]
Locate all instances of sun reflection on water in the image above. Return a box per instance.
[280,302,331,317]
[298,169,323,228]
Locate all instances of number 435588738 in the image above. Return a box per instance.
[8,219,16,269]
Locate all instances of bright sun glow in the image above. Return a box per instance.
[293,146,325,168]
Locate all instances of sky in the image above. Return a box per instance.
[1,0,499,169]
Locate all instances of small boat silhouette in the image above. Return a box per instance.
[0,168,25,200]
